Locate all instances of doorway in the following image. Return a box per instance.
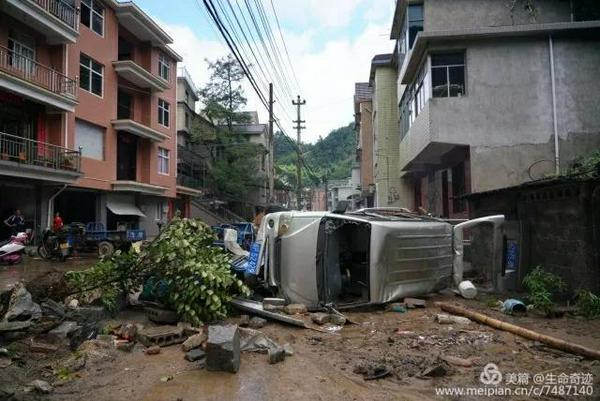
[117,132,137,180]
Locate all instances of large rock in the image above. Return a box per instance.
[48,321,80,341]
[206,325,240,373]
[248,317,267,329]
[4,283,41,322]
[283,304,307,315]
[27,380,53,394]
[0,320,31,332]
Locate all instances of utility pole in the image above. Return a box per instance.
[268,83,274,204]
[292,95,306,210]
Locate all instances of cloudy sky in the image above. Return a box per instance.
[137,0,396,143]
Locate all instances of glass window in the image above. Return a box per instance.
[158,53,170,81]
[158,147,169,175]
[431,53,465,98]
[81,0,104,36]
[75,119,104,160]
[80,54,103,96]
[407,4,424,49]
[158,99,170,127]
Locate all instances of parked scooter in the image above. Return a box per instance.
[0,232,30,265]
[38,228,71,262]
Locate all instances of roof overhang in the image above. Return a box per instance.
[112,119,170,142]
[0,72,78,112]
[106,198,146,216]
[176,185,202,197]
[112,180,168,195]
[0,160,81,183]
[400,20,600,84]
[114,2,173,45]
[113,60,169,91]
[390,0,408,39]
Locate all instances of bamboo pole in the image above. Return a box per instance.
[435,302,600,360]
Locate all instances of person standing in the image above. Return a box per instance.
[4,209,25,236]
[53,212,64,232]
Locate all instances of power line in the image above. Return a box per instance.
[268,0,301,93]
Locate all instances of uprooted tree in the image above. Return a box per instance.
[66,218,250,326]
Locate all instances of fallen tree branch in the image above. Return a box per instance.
[435,302,600,360]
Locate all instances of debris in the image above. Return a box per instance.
[0,320,31,332]
[0,356,11,368]
[48,321,80,341]
[353,363,392,381]
[145,307,178,324]
[248,316,267,329]
[389,303,407,313]
[73,306,107,322]
[404,298,427,309]
[395,330,415,337]
[268,346,286,364]
[40,299,65,320]
[117,323,138,341]
[442,355,474,367]
[185,348,206,362]
[206,325,240,373]
[239,328,279,353]
[458,280,477,299]
[0,348,7,357]
[329,314,346,325]
[283,343,294,356]
[145,345,161,355]
[96,334,117,348]
[160,375,173,383]
[182,331,207,352]
[4,283,41,321]
[27,380,53,394]
[436,314,471,325]
[238,314,250,327]
[30,340,59,354]
[420,364,448,378]
[68,299,79,309]
[177,322,202,336]
[310,313,330,325]
[115,340,134,352]
[436,301,600,360]
[283,304,307,315]
[262,298,285,311]
[138,325,185,347]
[62,353,86,372]
[501,299,527,315]
[29,316,61,334]
[231,298,306,328]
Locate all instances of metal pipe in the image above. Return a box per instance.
[47,184,68,229]
[549,35,560,175]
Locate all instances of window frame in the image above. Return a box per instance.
[79,54,104,97]
[158,99,170,127]
[157,147,170,175]
[158,53,170,81]
[431,52,466,98]
[80,0,104,36]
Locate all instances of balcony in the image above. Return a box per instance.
[113,60,169,92]
[3,0,79,44]
[112,119,169,143]
[0,131,81,183]
[176,175,203,197]
[0,45,78,111]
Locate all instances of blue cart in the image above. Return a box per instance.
[81,222,146,257]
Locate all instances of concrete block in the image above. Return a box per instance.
[206,325,240,373]
[145,307,178,324]
[137,325,185,347]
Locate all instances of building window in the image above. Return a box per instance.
[75,119,104,160]
[184,112,190,129]
[399,61,428,139]
[81,0,104,36]
[158,53,170,81]
[158,99,170,127]
[432,53,465,98]
[158,147,169,175]
[155,201,167,221]
[399,4,424,54]
[80,54,103,96]
[7,34,35,75]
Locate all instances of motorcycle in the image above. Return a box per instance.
[38,228,71,261]
[0,232,30,265]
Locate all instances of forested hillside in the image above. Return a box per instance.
[274,123,356,188]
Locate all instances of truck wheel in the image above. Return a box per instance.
[98,241,114,258]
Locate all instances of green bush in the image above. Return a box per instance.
[522,266,566,315]
[67,218,250,325]
[574,290,600,319]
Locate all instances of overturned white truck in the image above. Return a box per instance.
[243,208,504,309]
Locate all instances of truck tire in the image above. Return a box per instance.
[98,241,114,258]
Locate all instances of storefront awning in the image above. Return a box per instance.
[106,199,146,217]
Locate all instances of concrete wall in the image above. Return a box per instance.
[400,35,600,193]
[423,0,572,32]
[358,101,374,190]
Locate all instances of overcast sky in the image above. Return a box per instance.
[137,0,395,143]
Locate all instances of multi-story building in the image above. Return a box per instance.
[353,82,375,207]
[0,0,181,239]
[326,178,359,211]
[390,0,600,218]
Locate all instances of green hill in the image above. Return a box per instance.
[274,122,356,188]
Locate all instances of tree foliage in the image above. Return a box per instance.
[66,218,250,325]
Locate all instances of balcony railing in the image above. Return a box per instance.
[177,174,206,190]
[0,131,81,173]
[0,45,77,98]
[31,0,79,31]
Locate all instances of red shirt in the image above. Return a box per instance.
[53,216,64,231]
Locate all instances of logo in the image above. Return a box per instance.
[480,363,503,385]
